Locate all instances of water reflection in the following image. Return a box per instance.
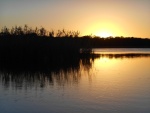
[0,54,96,89]
[1,52,150,113]
[0,53,150,89]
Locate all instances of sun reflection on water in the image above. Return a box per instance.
[1,53,150,113]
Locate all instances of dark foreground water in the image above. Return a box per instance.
[0,48,150,113]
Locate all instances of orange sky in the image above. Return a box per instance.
[0,0,150,38]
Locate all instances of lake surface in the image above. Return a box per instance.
[0,48,150,113]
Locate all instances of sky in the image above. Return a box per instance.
[0,0,150,38]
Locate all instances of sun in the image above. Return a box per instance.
[95,31,112,38]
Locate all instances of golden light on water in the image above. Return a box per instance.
[94,57,118,69]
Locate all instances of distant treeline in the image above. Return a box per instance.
[1,25,150,48]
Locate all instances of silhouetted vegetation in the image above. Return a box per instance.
[1,25,150,49]
[0,25,150,67]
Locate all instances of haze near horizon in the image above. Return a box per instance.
[0,0,150,38]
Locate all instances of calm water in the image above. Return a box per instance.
[0,48,150,113]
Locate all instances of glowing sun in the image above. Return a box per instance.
[95,31,112,38]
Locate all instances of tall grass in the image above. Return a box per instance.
[0,25,80,38]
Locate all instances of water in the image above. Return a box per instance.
[93,48,150,54]
[0,48,150,113]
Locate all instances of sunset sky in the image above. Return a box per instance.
[0,0,150,38]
